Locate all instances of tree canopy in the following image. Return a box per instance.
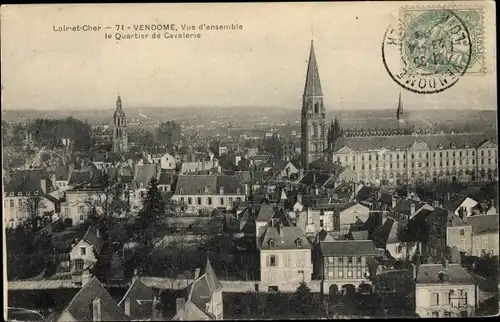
[27,117,92,151]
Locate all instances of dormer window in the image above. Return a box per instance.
[140,182,144,188]
[236,188,241,195]
[268,238,275,248]
[197,188,202,194]
[9,192,14,196]
[205,186,209,194]
[295,238,303,247]
[26,192,31,196]
[438,271,449,282]
[438,145,443,149]
[17,192,23,196]
[220,186,224,195]
[179,188,185,194]
[451,143,456,149]
[34,191,39,196]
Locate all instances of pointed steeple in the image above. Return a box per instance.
[116,93,122,110]
[303,40,323,97]
[397,92,404,122]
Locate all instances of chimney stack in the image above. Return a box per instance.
[446,192,451,201]
[392,196,397,209]
[176,297,186,315]
[410,203,416,216]
[124,298,131,316]
[443,259,449,270]
[92,298,102,321]
[433,200,439,208]
[194,268,201,279]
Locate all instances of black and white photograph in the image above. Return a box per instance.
[1,2,498,320]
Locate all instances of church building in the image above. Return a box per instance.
[301,40,327,170]
[112,94,129,153]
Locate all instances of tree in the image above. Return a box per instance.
[292,282,313,315]
[84,172,128,286]
[22,194,47,234]
[136,176,165,274]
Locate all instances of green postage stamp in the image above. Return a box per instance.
[400,4,486,75]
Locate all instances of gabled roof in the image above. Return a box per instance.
[57,277,130,321]
[81,225,102,254]
[133,164,160,189]
[158,172,175,185]
[176,258,222,320]
[320,240,379,257]
[425,207,468,227]
[372,218,400,246]
[54,165,71,181]
[118,278,156,321]
[258,226,311,250]
[393,199,432,217]
[356,185,378,202]
[442,194,477,212]
[4,170,53,194]
[416,263,474,285]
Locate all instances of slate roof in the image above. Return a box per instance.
[4,170,52,194]
[303,40,323,96]
[416,263,474,285]
[82,225,102,253]
[334,133,495,152]
[255,203,277,222]
[158,172,175,185]
[299,171,331,186]
[467,214,499,235]
[118,278,156,321]
[442,194,477,212]
[356,185,378,202]
[234,170,252,184]
[393,199,433,217]
[175,174,244,195]
[67,171,91,186]
[175,258,222,320]
[425,207,468,227]
[258,226,311,250]
[57,277,130,321]
[54,165,71,181]
[133,164,160,189]
[372,218,400,246]
[319,240,379,257]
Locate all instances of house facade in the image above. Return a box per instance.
[415,262,476,317]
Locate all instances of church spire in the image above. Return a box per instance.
[397,92,404,123]
[303,40,323,97]
[116,93,122,110]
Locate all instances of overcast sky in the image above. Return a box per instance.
[1,2,496,111]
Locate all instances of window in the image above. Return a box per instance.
[80,215,84,221]
[338,269,343,278]
[347,257,353,264]
[180,197,185,204]
[320,219,324,227]
[18,199,23,207]
[357,257,362,264]
[269,255,276,267]
[188,197,192,205]
[220,197,224,205]
[80,247,86,256]
[236,197,242,202]
[197,197,202,205]
[430,293,439,306]
[10,200,14,208]
[460,229,465,236]
[64,208,70,215]
[74,259,84,271]
[357,270,362,278]
[347,270,352,277]
[78,205,84,213]
[207,197,212,205]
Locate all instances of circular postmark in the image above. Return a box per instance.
[382,9,473,94]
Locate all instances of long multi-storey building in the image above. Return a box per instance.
[330,132,497,185]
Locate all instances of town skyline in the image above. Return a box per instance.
[1,3,497,111]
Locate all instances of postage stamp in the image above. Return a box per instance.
[382,4,486,94]
[400,5,486,75]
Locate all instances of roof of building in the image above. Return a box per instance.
[303,40,323,96]
[467,214,499,235]
[175,174,244,195]
[356,185,378,202]
[416,263,474,285]
[320,240,379,256]
[118,278,156,321]
[180,161,217,173]
[54,165,71,181]
[82,225,102,253]
[57,277,130,321]
[158,172,175,185]
[174,258,222,320]
[393,199,432,217]
[258,225,311,250]
[425,207,468,227]
[334,133,495,152]
[4,170,53,195]
[132,164,160,190]
[372,218,400,246]
[442,194,477,212]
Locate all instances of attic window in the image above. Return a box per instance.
[205,186,209,193]
[9,192,14,196]
[26,192,31,196]
[17,192,23,196]
[220,186,224,194]
[451,143,456,148]
[438,271,449,282]
[296,238,303,247]
[269,238,275,248]
[179,188,185,194]
[236,188,241,194]
[34,191,39,196]
[438,145,443,149]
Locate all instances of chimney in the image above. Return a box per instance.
[152,295,161,320]
[391,196,397,209]
[41,179,47,194]
[410,203,416,216]
[92,298,102,321]
[299,168,304,178]
[176,297,186,315]
[446,192,451,201]
[124,298,131,316]
[433,200,439,208]
[315,187,319,195]
[443,259,449,270]
[194,268,201,279]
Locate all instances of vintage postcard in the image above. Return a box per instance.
[1,2,498,321]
